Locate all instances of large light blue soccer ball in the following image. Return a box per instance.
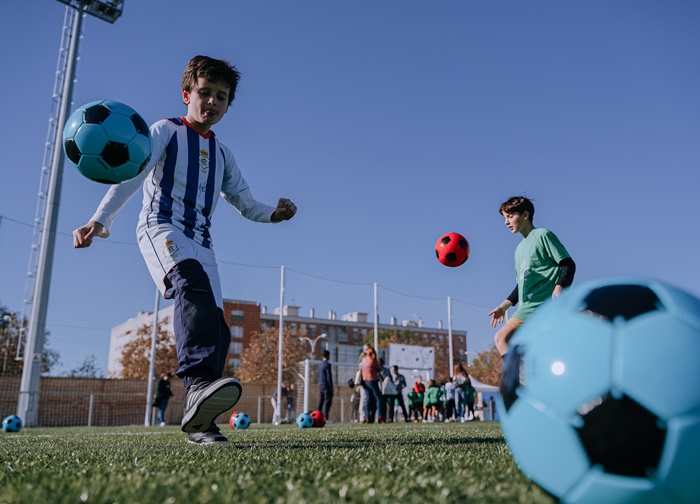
[232,412,251,430]
[63,100,152,184]
[296,412,314,429]
[499,277,700,504]
[2,415,23,433]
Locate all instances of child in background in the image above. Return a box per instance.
[424,380,441,422]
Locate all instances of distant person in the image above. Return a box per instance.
[72,55,297,445]
[286,383,296,423]
[154,372,174,426]
[424,380,441,422]
[379,358,398,422]
[350,385,361,423]
[360,345,386,423]
[389,365,410,422]
[412,376,426,422]
[443,377,455,422]
[465,381,477,421]
[317,350,334,420]
[488,196,575,358]
[357,345,369,423]
[453,363,468,422]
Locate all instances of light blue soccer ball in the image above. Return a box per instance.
[296,412,314,429]
[2,415,23,433]
[232,412,251,430]
[63,100,152,184]
[499,277,700,504]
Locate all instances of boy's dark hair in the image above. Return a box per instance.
[182,55,241,106]
[499,196,535,223]
[322,350,330,359]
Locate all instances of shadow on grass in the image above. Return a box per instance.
[239,435,506,451]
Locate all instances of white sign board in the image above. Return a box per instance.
[389,343,434,379]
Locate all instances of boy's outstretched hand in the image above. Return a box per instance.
[73,220,108,248]
[271,198,297,222]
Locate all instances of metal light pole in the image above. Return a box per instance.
[17,0,124,427]
[299,333,327,359]
[144,287,160,426]
[447,296,454,375]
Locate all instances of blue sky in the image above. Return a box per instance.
[1,1,699,375]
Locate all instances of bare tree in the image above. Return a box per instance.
[468,345,502,386]
[1,308,59,376]
[235,327,308,385]
[119,317,177,380]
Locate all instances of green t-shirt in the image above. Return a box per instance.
[425,386,441,406]
[407,390,421,405]
[513,228,570,321]
[465,385,476,403]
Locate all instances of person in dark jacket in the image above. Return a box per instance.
[317,350,334,420]
[155,372,174,426]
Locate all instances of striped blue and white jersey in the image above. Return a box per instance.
[91,117,276,248]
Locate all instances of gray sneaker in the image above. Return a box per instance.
[181,377,242,433]
[187,424,228,445]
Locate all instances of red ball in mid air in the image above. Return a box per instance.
[310,410,326,428]
[435,232,470,267]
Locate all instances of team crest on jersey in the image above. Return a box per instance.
[199,149,210,171]
[163,239,179,259]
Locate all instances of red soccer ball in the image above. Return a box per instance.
[435,232,470,267]
[310,410,326,428]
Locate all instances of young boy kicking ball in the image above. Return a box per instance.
[73,55,297,444]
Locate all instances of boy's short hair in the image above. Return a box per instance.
[322,350,330,359]
[182,55,241,106]
[499,196,535,223]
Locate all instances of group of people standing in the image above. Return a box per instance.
[349,345,478,424]
[349,345,409,423]
[407,364,478,423]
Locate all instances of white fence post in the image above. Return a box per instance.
[303,359,310,412]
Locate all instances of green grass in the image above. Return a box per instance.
[0,422,554,503]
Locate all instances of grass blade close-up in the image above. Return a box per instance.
[0,422,553,504]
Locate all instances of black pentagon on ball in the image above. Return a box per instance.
[458,238,468,249]
[500,344,525,412]
[83,104,111,124]
[576,393,666,477]
[100,141,130,168]
[130,113,149,136]
[581,285,662,322]
[446,252,457,262]
[64,138,82,164]
[441,236,451,245]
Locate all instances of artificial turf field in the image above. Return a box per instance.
[0,421,555,504]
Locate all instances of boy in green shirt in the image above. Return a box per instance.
[488,196,576,358]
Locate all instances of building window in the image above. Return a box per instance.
[230,310,244,323]
[231,326,244,339]
[230,342,244,355]
[228,358,242,369]
[310,325,317,337]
